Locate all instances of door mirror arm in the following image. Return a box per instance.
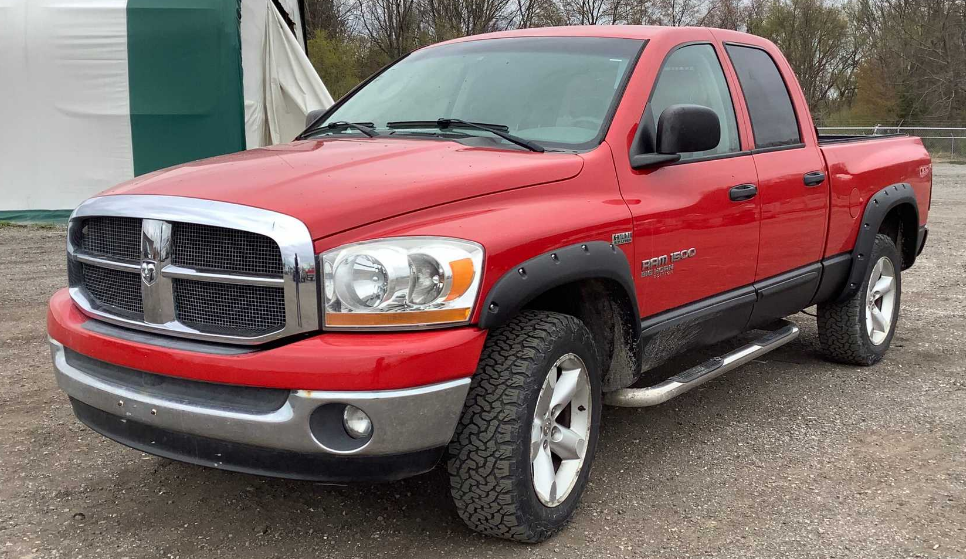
[630,153,681,169]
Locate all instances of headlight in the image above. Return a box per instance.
[320,237,484,329]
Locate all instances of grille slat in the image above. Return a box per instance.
[173,279,285,336]
[172,223,283,276]
[81,217,142,262]
[81,265,143,317]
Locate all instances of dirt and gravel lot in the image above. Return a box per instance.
[1,164,964,559]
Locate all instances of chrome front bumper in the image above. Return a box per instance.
[50,339,470,457]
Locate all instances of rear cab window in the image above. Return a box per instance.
[725,45,802,149]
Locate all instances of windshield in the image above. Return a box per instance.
[315,37,644,150]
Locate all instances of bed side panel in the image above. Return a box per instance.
[820,136,931,257]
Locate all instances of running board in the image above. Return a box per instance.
[604,320,800,408]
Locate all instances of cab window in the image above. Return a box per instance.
[725,44,801,149]
[640,44,741,161]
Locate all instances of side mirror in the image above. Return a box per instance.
[630,104,721,169]
[305,108,326,129]
[657,104,720,154]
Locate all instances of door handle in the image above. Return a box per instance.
[729,184,757,202]
[804,171,826,187]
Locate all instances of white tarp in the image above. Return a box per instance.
[0,0,332,212]
[0,0,134,212]
[241,0,333,148]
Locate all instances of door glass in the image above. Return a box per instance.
[725,45,801,148]
[641,44,741,161]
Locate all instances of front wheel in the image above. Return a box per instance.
[818,233,902,365]
[447,310,601,543]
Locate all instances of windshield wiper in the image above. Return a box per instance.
[306,121,379,138]
[387,118,544,153]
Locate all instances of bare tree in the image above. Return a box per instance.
[357,0,422,58]
[304,0,354,37]
[653,0,704,25]
[514,0,567,27]
[562,0,610,24]
[747,0,863,116]
[698,0,752,29]
[857,0,966,122]
[426,0,514,40]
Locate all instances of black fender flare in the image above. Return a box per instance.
[837,183,919,302]
[478,241,641,339]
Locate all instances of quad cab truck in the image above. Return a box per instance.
[48,26,932,542]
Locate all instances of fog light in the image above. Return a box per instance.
[343,405,372,439]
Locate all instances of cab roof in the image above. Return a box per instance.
[435,25,764,46]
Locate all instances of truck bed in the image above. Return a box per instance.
[818,134,931,258]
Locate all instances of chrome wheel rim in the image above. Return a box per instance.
[866,256,897,345]
[530,353,592,508]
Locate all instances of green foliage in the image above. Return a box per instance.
[307,31,366,101]
[301,0,966,127]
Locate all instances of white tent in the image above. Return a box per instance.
[0,0,333,219]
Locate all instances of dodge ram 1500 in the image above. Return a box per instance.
[48,25,931,542]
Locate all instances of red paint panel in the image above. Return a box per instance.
[622,155,760,315]
[752,146,829,279]
[603,28,761,315]
[312,146,637,321]
[821,136,932,257]
[102,139,583,241]
[48,289,486,391]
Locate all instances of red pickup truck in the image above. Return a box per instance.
[48,26,931,542]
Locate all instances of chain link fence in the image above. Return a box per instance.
[817,126,966,163]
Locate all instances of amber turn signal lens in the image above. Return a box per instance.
[325,307,472,327]
[445,258,475,302]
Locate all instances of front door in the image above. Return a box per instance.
[621,42,760,324]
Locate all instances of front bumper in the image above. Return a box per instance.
[69,398,446,482]
[47,289,484,481]
[52,337,469,453]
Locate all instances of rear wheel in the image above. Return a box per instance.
[447,310,601,543]
[818,233,902,365]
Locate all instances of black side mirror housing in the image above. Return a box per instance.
[630,104,721,169]
[657,104,720,154]
[305,108,326,129]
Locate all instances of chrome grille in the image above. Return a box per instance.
[81,264,143,317]
[172,222,282,275]
[173,279,285,336]
[67,196,319,345]
[81,217,142,262]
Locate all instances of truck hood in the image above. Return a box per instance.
[103,138,584,239]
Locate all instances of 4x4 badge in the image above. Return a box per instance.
[612,232,632,246]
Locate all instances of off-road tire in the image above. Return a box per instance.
[447,310,602,543]
[818,233,902,365]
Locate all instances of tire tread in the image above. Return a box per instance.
[447,310,595,543]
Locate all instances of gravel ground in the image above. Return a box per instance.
[1,165,964,559]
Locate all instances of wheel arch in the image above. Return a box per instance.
[478,242,641,391]
[837,183,918,303]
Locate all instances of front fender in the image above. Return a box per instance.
[478,241,640,340]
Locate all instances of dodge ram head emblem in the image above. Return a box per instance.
[140,260,158,286]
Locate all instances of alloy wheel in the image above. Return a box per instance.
[530,353,592,507]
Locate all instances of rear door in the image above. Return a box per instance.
[723,43,829,280]
[621,42,760,326]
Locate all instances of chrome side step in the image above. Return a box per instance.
[604,320,800,408]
